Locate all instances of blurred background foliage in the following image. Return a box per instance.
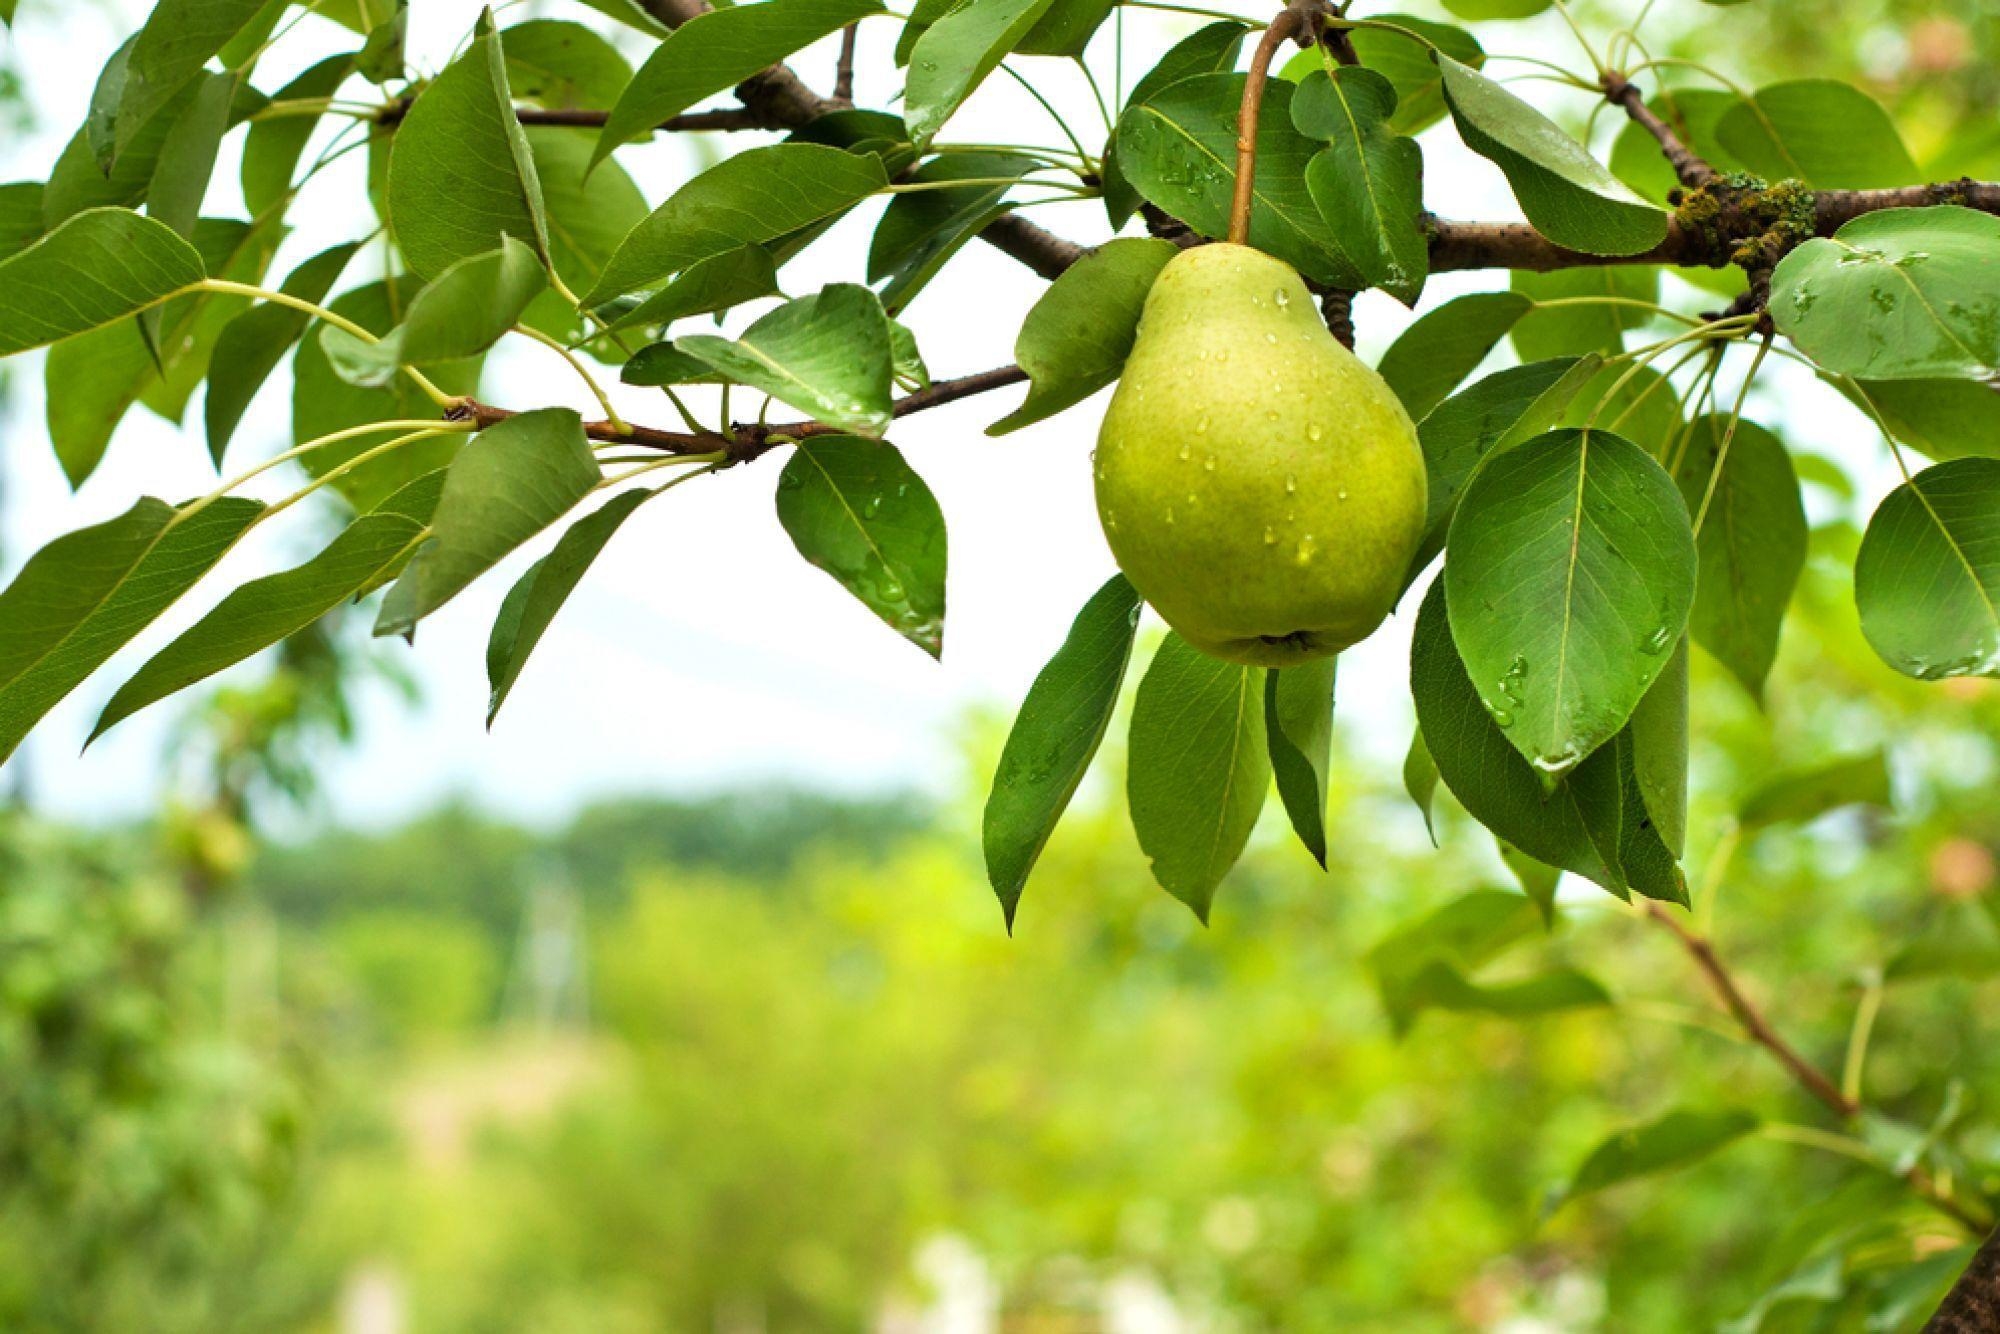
[1,0,1998,1329]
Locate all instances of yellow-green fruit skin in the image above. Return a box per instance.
[1095,243,1427,667]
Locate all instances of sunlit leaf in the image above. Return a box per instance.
[0,209,203,355]
[677,284,895,436]
[1715,80,1919,189]
[1295,67,1427,304]
[903,0,1058,147]
[501,18,632,111]
[1855,457,2000,679]
[113,0,269,158]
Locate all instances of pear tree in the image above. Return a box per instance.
[0,0,1997,1318]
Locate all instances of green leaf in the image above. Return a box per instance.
[585,144,888,305]
[1411,577,1676,901]
[1672,416,1806,702]
[147,71,235,240]
[386,9,550,280]
[1771,206,2000,381]
[241,55,353,218]
[376,408,600,637]
[114,0,269,158]
[608,245,781,335]
[1405,358,1591,590]
[0,209,204,355]
[205,240,360,464]
[0,181,43,256]
[776,436,948,656]
[1126,631,1270,922]
[1886,899,2000,983]
[904,0,1059,147]
[47,38,185,227]
[1296,68,1428,304]
[1015,0,1112,57]
[90,510,428,743]
[595,0,879,163]
[45,324,155,489]
[1510,266,1660,361]
[1376,291,1532,421]
[1265,658,1336,868]
[487,487,658,726]
[1344,15,1482,138]
[678,284,894,436]
[983,574,1143,926]
[1715,80,1919,189]
[1738,751,1892,830]
[1438,56,1668,257]
[890,321,929,391]
[1499,843,1562,927]
[619,342,727,387]
[1854,458,2000,679]
[1553,1108,1760,1209]
[293,278,482,511]
[1442,0,1548,16]
[1840,378,2000,463]
[1628,636,1688,858]
[988,236,1175,435]
[1366,889,1601,1035]
[1104,21,1249,226]
[319,237,546,389]
[1445,428,1696,778]
[868,151,1037,312]
[0,496,264,763]
[355,0,408,83]
[502,19,633,111]
[1117,72,1362,287]
[1402,726,1438,843]
[520,125,651,346]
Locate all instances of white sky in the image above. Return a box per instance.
[0,0,1892,826]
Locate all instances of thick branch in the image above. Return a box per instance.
[1818,179,2000,229]
[1603,74,1717,189]
[455,364,1027,464]
[1928,1228,2000,1333]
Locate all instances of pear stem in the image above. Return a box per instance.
[1229,5,1312,246]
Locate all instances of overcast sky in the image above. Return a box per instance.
[0,0,1890,827]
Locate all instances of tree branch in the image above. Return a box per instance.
[1927,1227,2000,1333]
[454,364,1028,464]
[1602,73,1717,189]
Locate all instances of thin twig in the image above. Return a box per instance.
[1602,72,1716,188]
[834,23,859,103]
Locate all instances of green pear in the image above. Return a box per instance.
[1095,243,1426,667]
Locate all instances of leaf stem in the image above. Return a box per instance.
[259,428,454,522]
[1688,330,1774,541]
[1228,4,1305,246]
[1842,972,1884,1105]
[514,324,630,434]
[197,279,458,408]
[999,63,1098,169]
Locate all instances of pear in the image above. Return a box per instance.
[1095,243,1426,667]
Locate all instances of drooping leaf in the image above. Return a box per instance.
[146,71,235,240]
[1771,206,2000,381]
[1628,636,1688,857]
[0,497,264,763]
[241,55,354,218]
[988,236,1175,435]
[903,0,1059,147]
[1715,80,1919,189]
[1295,67,1427,304]
[677,284,895,436]
[1510,266,1660,362]
[386,9,550,279]
[114,0,269,158]
[487,486,659,726]
[1854,458,2000,679]
[1402,727,1438,842]
[1437,56,1668,257]
[1739,751,1892,831]
[1411,578,1677,901]
[1117,73,1363,288]
[1408,357,1581,581]
[983,574,1143,926]
[1376,293,1532,425]
[1554,1108,1760,1211]
[595,0,879,165]
[293,278,482,511]
[1671,415,1806,702]
[1499,843,1562,927]
[585,144,888,305]
[1265,658,1336,868]
[501,18,633,111]
[90,510,429,742]
[376,408,600,637]
[205,240,361,463]
[319,237,546,389]
[0,209,204,355]
[775,436,947,656]
[1126,631,1270,922]
[1445,428,1696,778]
